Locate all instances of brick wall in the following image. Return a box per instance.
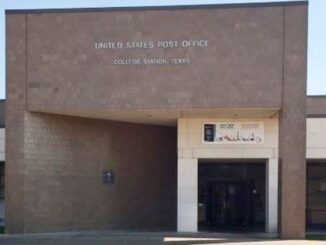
[20,112,177,233]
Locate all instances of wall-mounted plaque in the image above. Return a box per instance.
[102,170,114,184]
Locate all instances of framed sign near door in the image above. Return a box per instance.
[203,122,264,144]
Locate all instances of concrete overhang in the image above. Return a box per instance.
[29,108,280,127]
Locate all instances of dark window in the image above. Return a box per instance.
[307,162,326,229]
[0,163,4,199]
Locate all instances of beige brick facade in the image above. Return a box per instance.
[5,2,309,238]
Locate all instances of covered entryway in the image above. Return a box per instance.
[198,161,265,232]
[177,118,279,235]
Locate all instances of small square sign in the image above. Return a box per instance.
[102,170,114,184]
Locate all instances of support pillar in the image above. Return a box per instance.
[177,158,198,232]
[266,158,278,233]
[279,4,308,239]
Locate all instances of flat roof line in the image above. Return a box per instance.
[307,95,326,98]
[307,114,326,118]
[5,1,308,15]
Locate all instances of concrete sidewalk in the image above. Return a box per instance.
[0,231,325,245]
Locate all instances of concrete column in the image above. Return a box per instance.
[279,4,308,239]
[177,158,198,232]
[266,158,278,233]
[6,14,28,233]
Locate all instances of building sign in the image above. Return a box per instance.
[203,122,264,144]
[94,39,209,66]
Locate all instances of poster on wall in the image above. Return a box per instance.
[203,122,264,144]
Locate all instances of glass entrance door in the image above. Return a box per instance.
[198,162,265,231]
[205,181,253,230]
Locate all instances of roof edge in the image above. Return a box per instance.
[307,114,326,119]
[307,95,326,98]
[5,1,308,15]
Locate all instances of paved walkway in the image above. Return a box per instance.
[0,231,325,245]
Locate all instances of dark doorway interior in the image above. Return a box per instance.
[0,162,4,228]
[198,161,265,232]
[307,162,326,231]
